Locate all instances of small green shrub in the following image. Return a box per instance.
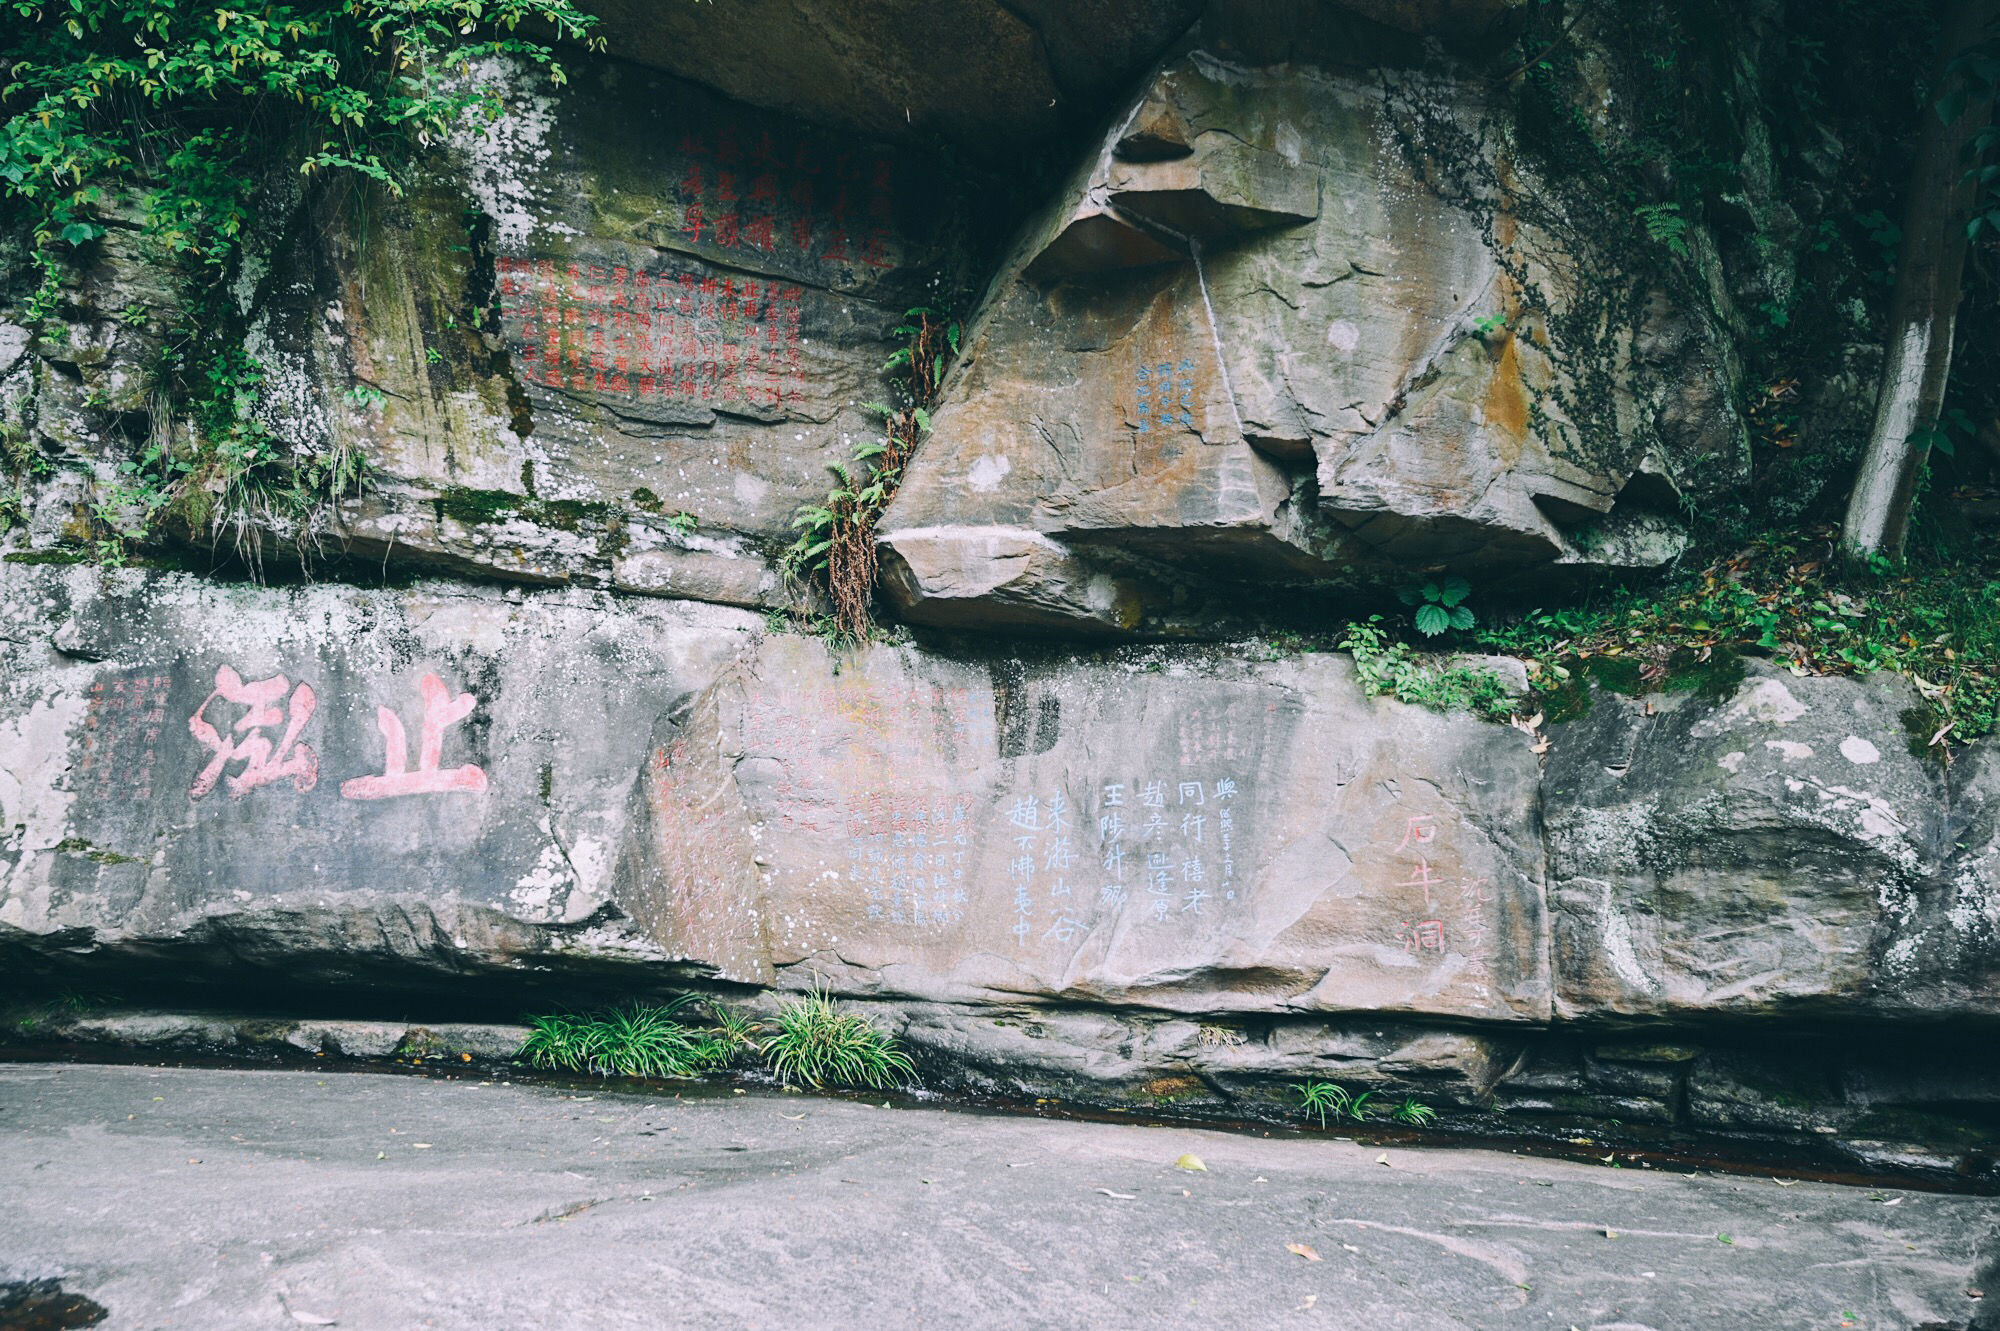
[517,998,736,1079]
[1475,533,2000,744]
[1341,618,1515,721]
[709,1006,762,1053]
[784,306,959,641]
[1400,576,1475,636]
[760,986,914,1090]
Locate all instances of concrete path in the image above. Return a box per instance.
[0,1063,1993,1331]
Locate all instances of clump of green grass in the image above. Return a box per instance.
[1296,1079,1436,1128]
[518,998,740,1079]
[1296,1078,1352,1128]
[709,1006,763,1054]
[760,986,914,1090]
[1388,1096,1438,1126]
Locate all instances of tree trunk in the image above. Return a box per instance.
[1839,0,1999,561]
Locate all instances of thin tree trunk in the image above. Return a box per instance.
[1840,0,1999,560]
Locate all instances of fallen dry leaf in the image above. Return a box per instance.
[1375,1153,1392,1167]
[1286,1243,1322,1262]
[1095,1188,1136,1200]
[780,1113,806,1121]
[1175,1153,1207,1172]
[1300,1293,1319,1310]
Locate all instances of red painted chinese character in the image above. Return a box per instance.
[188,666,319,800]
[1396,919,1447,955]
[1402,857,1440,909]
[682,202,707,242]
[1396,814,1440,850]
[340,673,488,800]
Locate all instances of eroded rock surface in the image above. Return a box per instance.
[878,43,1735,633]
[623,634,1548,1017]
[1545,663,1999,1023]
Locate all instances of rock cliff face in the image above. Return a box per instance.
[0,2,1993,1176]
[3,562,1996,1172]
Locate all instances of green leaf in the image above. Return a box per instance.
[1437,576,1472,607]
[1448,605,1476,630]
[1414,604,1451,636]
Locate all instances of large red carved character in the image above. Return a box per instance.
[339,672,489,800]
[187,666,320,800]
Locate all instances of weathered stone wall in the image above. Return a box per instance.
[2,564,1995,1172]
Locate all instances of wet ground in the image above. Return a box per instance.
[1,1062,1994,1330]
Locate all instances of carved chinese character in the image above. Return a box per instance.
[188,666,319,800]
[340,673,488,801]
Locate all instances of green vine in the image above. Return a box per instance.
[1,0,601,562]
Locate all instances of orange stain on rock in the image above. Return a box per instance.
[1483,332,1531,443]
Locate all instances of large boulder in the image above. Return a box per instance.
[1545,662,1999,1023]
[876,42,1739,634]
[582,0,1203,148]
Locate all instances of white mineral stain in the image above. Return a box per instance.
[0,688,91,927]
[1718,750,1746,773]
[450,56,558,247]
[1764,740,1814,761]
[966,454,1013,493]
[1598,881,1659,995]
[1839,736,1881,765]
[1690,677,1809,736]
[1326,319,1360,354]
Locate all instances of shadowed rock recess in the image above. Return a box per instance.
[0,1,1995,1185]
